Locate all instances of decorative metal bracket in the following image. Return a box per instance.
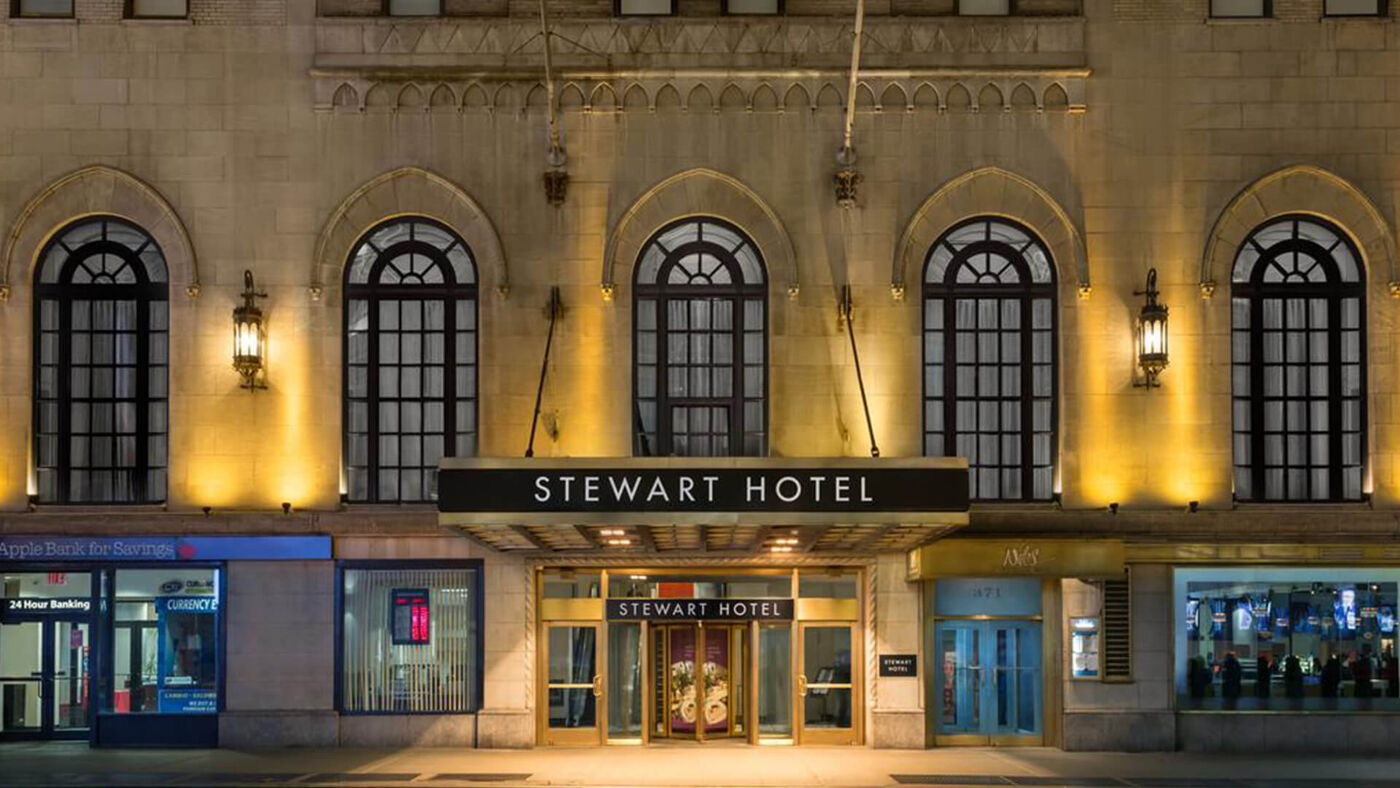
[834,145,860,208]
[543,167,569,206]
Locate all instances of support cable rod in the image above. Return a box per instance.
[539,0,562,162]
[841,286,880,458]
[526,287,562,458]
[840,0,866,157]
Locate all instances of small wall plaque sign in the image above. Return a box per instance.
[880,654,917,677]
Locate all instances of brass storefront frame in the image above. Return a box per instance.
[535,566,863,747]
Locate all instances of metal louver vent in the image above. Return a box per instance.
[1102,576,1132,681]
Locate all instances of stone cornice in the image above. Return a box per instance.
[311,67,1089,113]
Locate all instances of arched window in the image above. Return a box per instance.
[922,217,1057,501]
[344,217,477,503]
[633,217,767,457]
[34,217,169,504]
[1231,215,1365,502]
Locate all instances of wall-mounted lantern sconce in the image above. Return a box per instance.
[1134,267,1169,388]
[233,270,268,390]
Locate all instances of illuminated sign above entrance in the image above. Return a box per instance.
[606,598,794,621]
[439,457,969,526]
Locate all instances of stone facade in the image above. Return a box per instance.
[2,0,1400,753]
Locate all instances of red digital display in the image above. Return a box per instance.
[390,588,431,645]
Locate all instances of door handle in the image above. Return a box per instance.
[592,674,603,698]
[797,674,808,695]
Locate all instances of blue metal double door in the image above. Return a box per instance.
[934,620,1042,745]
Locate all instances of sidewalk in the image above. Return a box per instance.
[3,743,1400,788]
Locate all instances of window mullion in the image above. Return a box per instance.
[367,293,381,502]
[1249,294,1267,500]
[444,296,458,460]
[1020,294,1034,502]
[942,296,956,471]
[135,296,150,504]
[657,295,672,457]
[1328,295,1344,501]
[730,296,743,454]
[56,296,73,503]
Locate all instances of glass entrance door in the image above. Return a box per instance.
[0,619,91,740]
[114,622,158,713]
[651,623,748,741]
[934,620,1042,745]
[543,622,603,745]
[797,623,857,745]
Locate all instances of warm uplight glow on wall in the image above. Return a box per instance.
[1075,290,1127,507]
[855,293,908,457]
[1161,293,1204,504]
[269,311,316,509]
[184,287,332,510]
[25,429,36,498]
[563,199,618,457]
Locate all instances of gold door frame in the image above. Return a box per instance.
[925,577,1055,748]
[535,566,865,747]
[538,620,607,746]
[650,622,751,742]
[794,621,862,746]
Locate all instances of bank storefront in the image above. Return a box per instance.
[0,535,330,747]
[439,456,969,748]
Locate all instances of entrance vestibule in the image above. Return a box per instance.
[537,568,863,746]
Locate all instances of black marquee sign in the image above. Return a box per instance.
[437,457,969,526]
[607,598,794,621]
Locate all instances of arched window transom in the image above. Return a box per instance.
[922,217,1056,502]
[34,217,169,504]
[633,217,767,457]
[1231,215,1365,502]
[344,217,478,503]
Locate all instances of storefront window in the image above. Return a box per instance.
[799,571,858,599]
[757,624,791,737]
[609,574,790,599]
[114,568,220,714]
[340,564,482,713]
[608,622,643,738]
[1176,568,1400,710]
